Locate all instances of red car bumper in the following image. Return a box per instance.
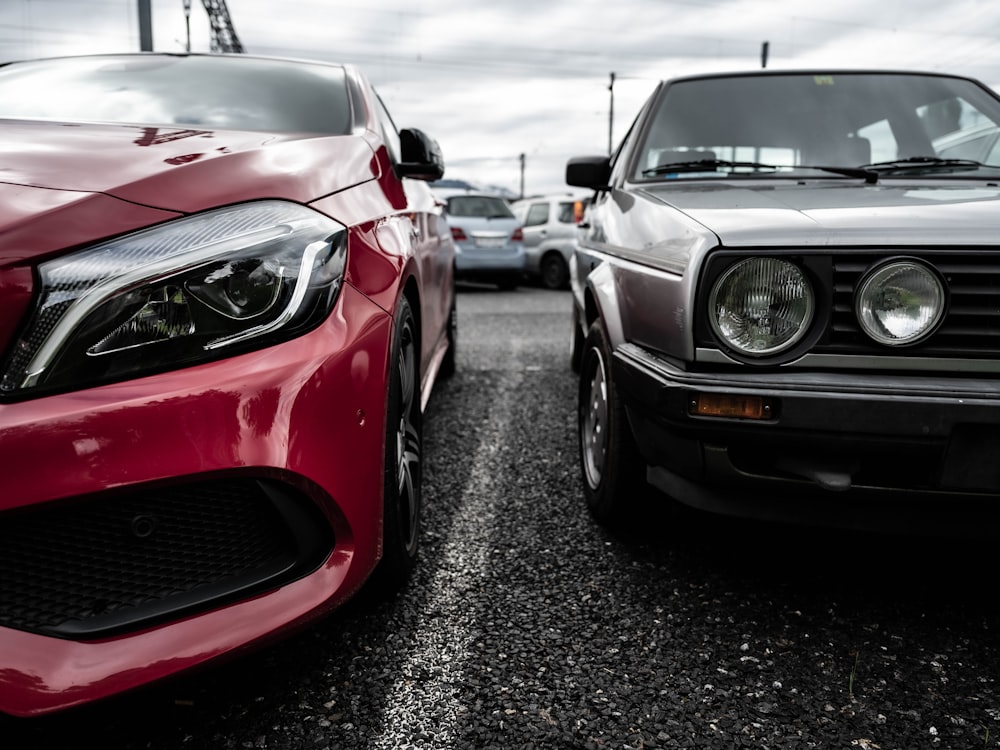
[0,283,392,717]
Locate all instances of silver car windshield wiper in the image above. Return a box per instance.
[797,164,880,183]
[862,156,988,175]
[643,158,881,184]
[642,159,778,176]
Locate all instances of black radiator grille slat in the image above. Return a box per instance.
[823,252,1000,357]
[0,479,333,639]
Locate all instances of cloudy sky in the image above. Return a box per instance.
[3,0,1000,195]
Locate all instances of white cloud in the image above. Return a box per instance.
[3,0,1000,195]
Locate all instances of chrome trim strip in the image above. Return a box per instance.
[696,347,1000,374]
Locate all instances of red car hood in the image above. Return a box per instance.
[0,119,382,353]
[0,118,379,216]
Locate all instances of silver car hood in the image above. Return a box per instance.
[639,182,1000,246]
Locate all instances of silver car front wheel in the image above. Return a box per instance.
[577,321,645,525]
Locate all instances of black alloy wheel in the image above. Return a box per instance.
[440,290,457,379]
[375,296,422,590]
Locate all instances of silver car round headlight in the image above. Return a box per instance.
[709,257,814,357]
[855,260,945,346]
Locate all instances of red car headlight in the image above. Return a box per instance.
[1,200,347,399]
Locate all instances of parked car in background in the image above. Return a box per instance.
[435,188,526,290]
[567,68,1000,537]
[0,51,455,717]
[510,193,588,289]
[430,177,480,191]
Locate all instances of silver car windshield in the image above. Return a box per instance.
[633,72,1000,181]
[0,54,353,135]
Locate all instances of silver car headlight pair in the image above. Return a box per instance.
[1,200,347,398]
[709,257,945,357]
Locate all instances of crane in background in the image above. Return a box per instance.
[185,0,244,53]
[138,0,244,54]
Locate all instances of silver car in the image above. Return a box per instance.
[567,68,1000,536]
[510,194,587,289]
[438,189,525,290]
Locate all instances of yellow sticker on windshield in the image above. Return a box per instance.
[814,75,835,85]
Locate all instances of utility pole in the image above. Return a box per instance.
[761,41,769,69]
[137,0,153,51]
[608,71,616,156]
[519,153,525,199]
[184,0,192,52]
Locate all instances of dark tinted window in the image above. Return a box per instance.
[446,195,514,218]
[373,92,401,162]
[556,202,577,223]
[524,203,549,226]
[0,55,353,135]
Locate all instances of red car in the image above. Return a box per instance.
[0,52,456,717]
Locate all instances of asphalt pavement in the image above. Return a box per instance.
[6,284,1000,749]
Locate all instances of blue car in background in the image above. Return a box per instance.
[435,188,525,290]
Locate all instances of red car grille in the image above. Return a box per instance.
[0,479,333,640]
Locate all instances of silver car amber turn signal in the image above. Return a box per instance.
[708,257,814,357]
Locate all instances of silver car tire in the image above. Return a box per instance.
[577,321,645,525]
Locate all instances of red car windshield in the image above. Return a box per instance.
[0,54,354,135]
